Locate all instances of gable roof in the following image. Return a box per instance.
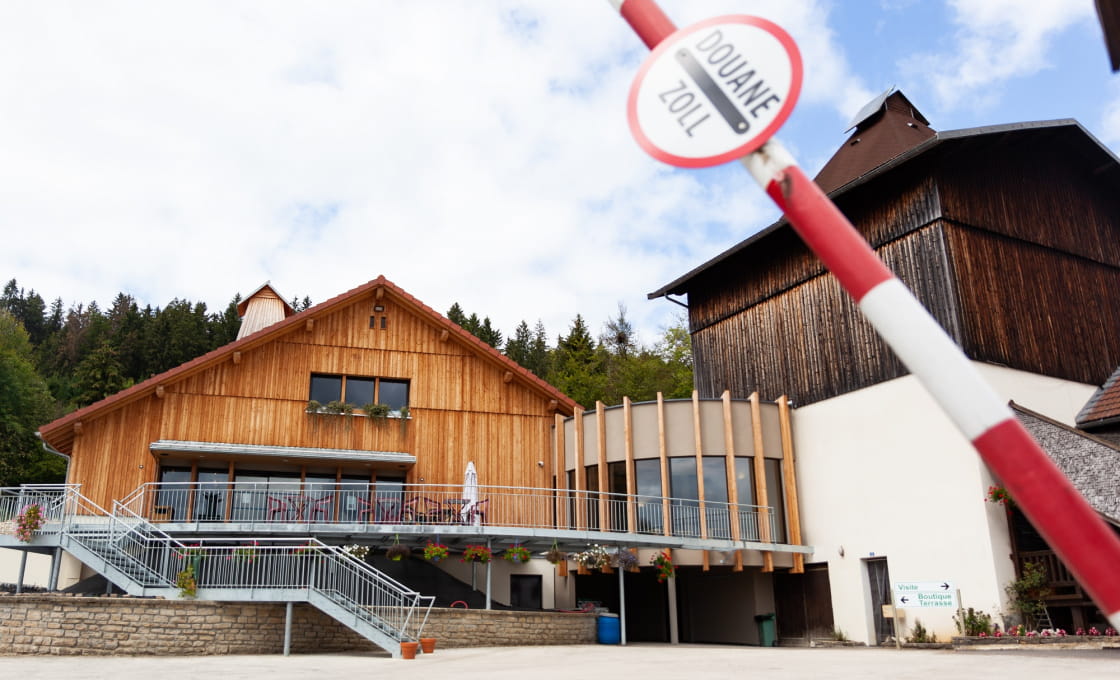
[39,275,577,452]
[648,117,1118,300]
[1077,364,1120,429]
[1013,402,1120,525]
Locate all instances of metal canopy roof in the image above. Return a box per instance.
[150,440,416,465]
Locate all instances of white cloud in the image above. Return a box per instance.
[0,1,870,347]
[904,0,1096,112]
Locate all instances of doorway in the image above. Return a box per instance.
[510,574,542,609]
[865,557,893,645]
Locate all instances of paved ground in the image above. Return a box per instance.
[1,644,1118,679]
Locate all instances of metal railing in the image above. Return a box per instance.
[117,481,779,544]
[1,484,434,649]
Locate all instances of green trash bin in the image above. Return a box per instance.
[754,613,776,647]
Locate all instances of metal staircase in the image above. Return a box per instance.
[2,485,433,657]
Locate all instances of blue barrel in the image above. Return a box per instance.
[597,614,620,644]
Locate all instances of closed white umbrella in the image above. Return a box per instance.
[462,461,480,526]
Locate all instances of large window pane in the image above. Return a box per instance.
[156,467,190,521]
[734,457,759,541]
[309,374,342,404]
[702,457,730,539]
[379,380,409,412]
[669,457,700,537]
[345,378,375,407]
[607,461,628,531]
[194,469,228,521]
[338,476,370,523]
[634,458,663,534]
[764,458,787,543]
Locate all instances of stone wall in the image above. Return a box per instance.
[0,594,596,656]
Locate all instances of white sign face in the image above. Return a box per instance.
[628,15,802,168]
[893,581,958,609]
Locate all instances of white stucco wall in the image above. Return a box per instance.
[793,364,1094,644]
[0,548,85,590]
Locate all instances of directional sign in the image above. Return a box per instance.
[627,14,802,168]
[893,581,958,609]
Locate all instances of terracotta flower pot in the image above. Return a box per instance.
[400,641,419,660]
[420,637,436,654]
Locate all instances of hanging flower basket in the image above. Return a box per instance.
[14,504,44,543]
[461,544,492,563]
[423,541,449,562]
[545,541,566,565]
[384,535,409,561]
[613,549,639,571]
[502,545,531,564]
[651,550,675,583]
[571,544,609,570]
[986,485,1013,507]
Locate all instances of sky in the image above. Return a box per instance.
[1,0,1115,348]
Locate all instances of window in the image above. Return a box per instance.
[308,373,410,414]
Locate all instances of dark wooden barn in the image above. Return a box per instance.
[650,91,1120,407]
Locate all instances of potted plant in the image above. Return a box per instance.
[545,541,566,565]
[305,399,323,414]
[986,484,1013,507]
[325,400,354,416]
[362,402,391,420]
[613,548,639,571]
[176,564,198,598]
[14,503,44,543]
[423,541,449,562]
[385,537,410,561]
[461,544,492,563]
[502,544,531,564]
[651,550,675,583]
[571,544,608,570]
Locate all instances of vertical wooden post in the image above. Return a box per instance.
[624,396,637,533]
[657,392,671,537]
[777,395,804,573]
[555,413,567,529]
[692,390,707,540]
[573,406,586,531]
[596,401,609,532]
[750,393,774,572]
[722,390,741,543]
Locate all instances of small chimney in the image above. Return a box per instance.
[236,282,295,340]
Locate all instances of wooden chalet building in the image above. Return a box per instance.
[37,277,577,509]
[649,90,1120,643]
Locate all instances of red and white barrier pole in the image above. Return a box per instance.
[609,0,1120,629]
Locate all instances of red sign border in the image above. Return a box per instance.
[627,15,803,168]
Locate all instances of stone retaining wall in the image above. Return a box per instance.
[0,594,596,656]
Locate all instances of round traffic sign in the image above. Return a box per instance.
[627,15,802,168]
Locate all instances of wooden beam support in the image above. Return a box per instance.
[692,390,708,540]
[503,371,513,384]
[439,329,449,342]
[375,287,384,300]
[657,392,671,537]
[733,550,744,572]
[548,399,558,412]
[624,396,637,533]
[73,421,82,436]
[777,395,805,574]
[722,390,741,543]
[305,318,315,332]
[750,392,774,573]
[155,386,165,399]
[232,351,242,365]
[573,406,586,531]
[702,550,710,572]
[596,401,609,531]
[555,413,567,529]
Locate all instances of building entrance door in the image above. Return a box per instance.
[866,557,893,645]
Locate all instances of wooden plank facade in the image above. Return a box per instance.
[38,277,577,509]
[666,121,1120,406]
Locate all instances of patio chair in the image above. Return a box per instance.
[461,498,488,525]
[307,494,333,522]
[266,495,288,521]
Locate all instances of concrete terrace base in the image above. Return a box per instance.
[0,593,597,656]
